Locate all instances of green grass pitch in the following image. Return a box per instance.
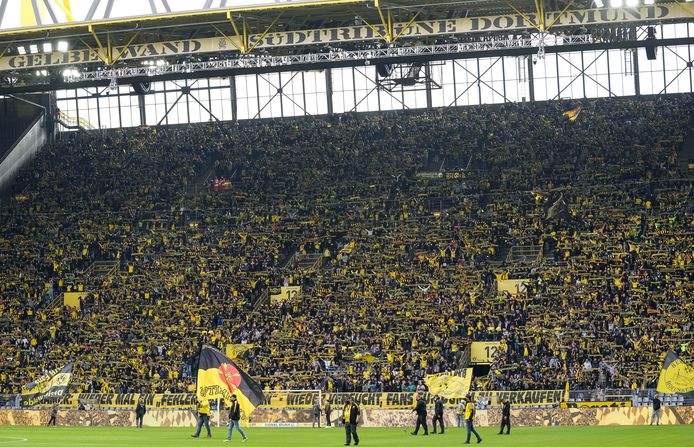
[0,425,691,447]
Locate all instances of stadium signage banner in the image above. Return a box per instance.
[55,390,565,409]
[0,3,690,72]
[474,390,567,406]
[66,393,197,409]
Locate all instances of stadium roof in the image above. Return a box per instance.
[0,1,601,46]
[0,0,691,93]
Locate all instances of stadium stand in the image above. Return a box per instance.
[1,96,692,397]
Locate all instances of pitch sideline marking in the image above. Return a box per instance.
[0,437,28,444]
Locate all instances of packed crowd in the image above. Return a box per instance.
[0,95,692,397]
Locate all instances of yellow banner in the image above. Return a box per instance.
[226,344,254,359]
[0,4,691,72]
[263,390,565,408]
[470,342,502,364]
[657,351,694,394]
[474,390,567,407]
[270,286,301,304]
[58,390,566,409]
[66,393,197,409]
[424,368,473,398]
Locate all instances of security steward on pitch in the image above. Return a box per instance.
[342,398,360,446]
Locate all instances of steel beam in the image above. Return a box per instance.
[104,0,115,19]
[85,0,102,21]
[42,0,58,24]
[4,37,694,95]
[31,0,42,26]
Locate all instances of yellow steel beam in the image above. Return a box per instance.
[111,31,139,65]
[546,0,575,32]
[50,0,75,22]
[247,13,283,53]
[356,14,388,42]
[0,0,366,37]
[506,2,542,33]
[79,37,108,65]
[88,25,110,64]
[387,10,393,42]
[375,0,392,42]
[0,42,13,59]
[227,13,248,52]
[213,23,243,52]
[243,18,249,53]
[391,9,422,43]
[537,0,546,31]
[107,32,112,64]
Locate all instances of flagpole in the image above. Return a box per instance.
[217,398,220,427]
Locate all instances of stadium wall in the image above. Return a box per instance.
[1,407,692,427]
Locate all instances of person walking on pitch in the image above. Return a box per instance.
[650,394,661,426]
[463,395,482,444]
[225,395,248,442]
[191,398,212,438]
[411,392,428,436]
[432,395,444,434]
[342,398,360,446]
[47,403,58,426]
[498,399,510,435]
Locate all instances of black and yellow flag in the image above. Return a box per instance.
[563,105,582,122]
[196,345,265,419]
[21,363,72,407]
[225,343,254,360]
[656,351,694,395]
[424,368,473,398]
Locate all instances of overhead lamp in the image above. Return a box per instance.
[17,46,26,55]
[644,0,655,4]
[609,0,623,7]
[57,41,69,52]
[29,44,39,54]
[625,0,639,6]
[43,42,52,53]
[62,68,80,78]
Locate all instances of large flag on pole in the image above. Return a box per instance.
[196,345,265,419]
[656,351,694,395]
[21,363,73,407]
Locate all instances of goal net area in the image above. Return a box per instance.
[254,390,326,427]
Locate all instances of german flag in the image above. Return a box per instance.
[196,345,265,420]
